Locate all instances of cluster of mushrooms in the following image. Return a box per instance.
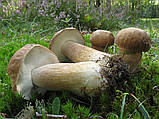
[8,27,151,100]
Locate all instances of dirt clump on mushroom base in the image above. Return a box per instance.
[98,55,130,94]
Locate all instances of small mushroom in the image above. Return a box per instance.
[49,28,113,63]
[90,30,115,53]
[115,27,151,72]
[8,44,59,100]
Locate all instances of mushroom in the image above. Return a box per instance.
[49,28,114,63]
[7,28,131,100]
[32,61,129,97]
[32,62,110,97]
[8,44,59,100]
[48,28,130,93]
[8,44,129,100]
[115,27,151,72]
[90,30,115,53]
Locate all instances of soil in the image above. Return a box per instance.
[99,55,130,93]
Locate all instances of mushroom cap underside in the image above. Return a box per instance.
[49,28,85,62]
[8,44,59,100]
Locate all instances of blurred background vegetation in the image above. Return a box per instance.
[0,0,159,31]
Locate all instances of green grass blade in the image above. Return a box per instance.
[52,97,60,115]
[106,113,119,119]
[131,94,151,119]
[0,115,4,119]
[41,109,47,119]
[120,94,127,119]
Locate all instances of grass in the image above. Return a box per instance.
[0,18,159,118]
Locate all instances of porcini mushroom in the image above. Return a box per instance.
[115,27,151,72]
[49,28,114,63]
[32,62,109,97]
[8,43,129,100]
[32,61,129,97]
[49,28,130,78]
[8,44,59,100]
[90,30,115,53]
[49,28,130,92]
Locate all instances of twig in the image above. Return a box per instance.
[36,112,67,119]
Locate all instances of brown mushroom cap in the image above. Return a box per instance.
[90,30,115,47]
[49,28,85,62]
[115,27,151,53]
[8,44,59,100]
[92,45,109,53]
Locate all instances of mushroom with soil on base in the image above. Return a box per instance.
[32,61,128,97]
[49,28,130,81]
[115,27,151,73]
[48,28,130,91]
[90,30,115,53]
[8,44,59,100]
[8,44,129,100]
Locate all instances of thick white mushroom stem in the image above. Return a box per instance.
[62,41,112,63]
[32,62,107,96]
[32,61,129,97]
